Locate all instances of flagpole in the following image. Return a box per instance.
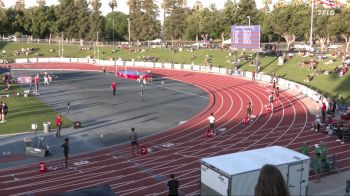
[309,0,315,48]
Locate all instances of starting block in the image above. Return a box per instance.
[265,104,271,111]
[140,145,147,155]
[206,129,213,138]
[39,161,47,174]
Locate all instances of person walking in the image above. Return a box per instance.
[55,115,62,137]
[321,102,327,123]
[208,113,215,134]
[111,82,117,96]
[34,74,40,95]
[130,128,140,153]
[167,174,180,196]
[61,138,69,168]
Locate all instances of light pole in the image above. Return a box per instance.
[112,19,115,45]
[309,0,315,48]
[127,18,131,44]
[247,16,251,26]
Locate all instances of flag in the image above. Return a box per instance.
[317,0,337,8]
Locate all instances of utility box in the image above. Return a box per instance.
[200,146,310,196]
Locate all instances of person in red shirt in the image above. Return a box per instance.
[56,115,62,137]
[321,103,327,123]
[34,74,40,95]
[111,82,117,96]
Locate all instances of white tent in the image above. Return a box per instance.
[150,39,162,43]
[223,38,231,44]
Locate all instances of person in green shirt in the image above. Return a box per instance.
[319,141,328,160]
[314,152,322,183]
[300,142,310,156]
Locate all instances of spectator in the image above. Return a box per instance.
[0,101,2,122]
[255,164,290,196]
[314,152,322,183]
[167,174,180,196]
[300,142,309,156]
[321,103,327,123]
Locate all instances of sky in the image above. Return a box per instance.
[3,0,265,16]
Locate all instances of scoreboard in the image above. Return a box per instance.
[231,25,260,51]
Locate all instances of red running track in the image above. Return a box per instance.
[1,63,350,195]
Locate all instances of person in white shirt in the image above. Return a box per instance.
[208,113,215,134]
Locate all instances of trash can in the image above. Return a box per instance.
[43,122,50,133]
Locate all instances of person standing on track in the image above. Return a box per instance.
[246,102,253,120]
[55,115,62,137]
[252,70,256,82]
[61,138,69,168]
[167,174,180,196]
[34,74,40,95]
[111,82,117,96]
[275,87,280,104]
[268,92,274,112]
[208,113,215,134]
[130,128,140,153]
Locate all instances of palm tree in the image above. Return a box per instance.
[36,0,45,7]
[109,0,117,12]
[0,0,4,9]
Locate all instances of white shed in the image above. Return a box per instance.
[200,146,310,196]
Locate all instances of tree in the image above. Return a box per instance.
[56,0,78,39]
[140,0,161,41]
[76,0,90,40]
[129,0,143,42]
[109,0,117,12]
[184,1,202,40]
[36,0,46,7]
[87,0,103,41]
[14,0,25,11]
[330,7,350,52]
[164,0,188,46]
[314,10,334,51]
[236,0,258,25]
[104,12,128,41]
[269,3,310,50]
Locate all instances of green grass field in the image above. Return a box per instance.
[0,83,71,134]
[1,41,349,105]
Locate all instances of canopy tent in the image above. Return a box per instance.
[150,39,162,43]
[223,38,231,44]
